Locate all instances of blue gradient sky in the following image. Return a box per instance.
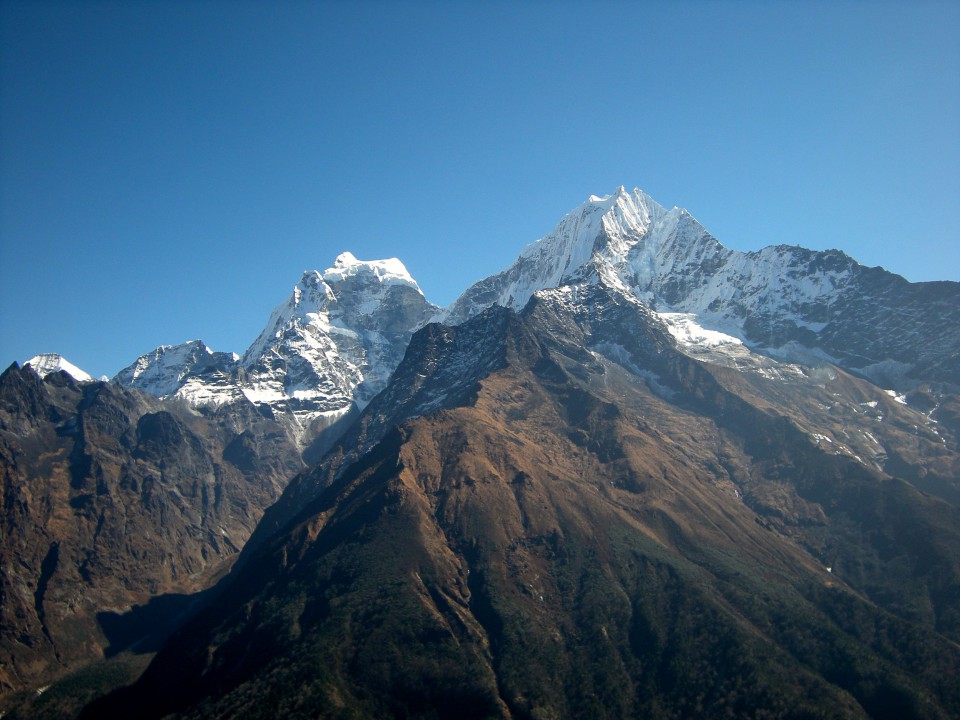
[2,0,958,378]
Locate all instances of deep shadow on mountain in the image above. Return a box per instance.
[97,592,198,658]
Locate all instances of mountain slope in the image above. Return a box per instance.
[85,287,960,720]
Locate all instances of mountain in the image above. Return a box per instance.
[2,255,436,706]
[6,186,960,718]
[112,188,960,436]
[111,340,239,401]
[114,253,437,449]
[84,284,960,719]
[240,253,437,424]
[24,354,95,383]
[446,187,960,389]
[0,363,303,700]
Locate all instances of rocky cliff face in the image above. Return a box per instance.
[0,364,303,697]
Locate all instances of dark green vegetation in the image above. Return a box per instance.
[81,296,960,719]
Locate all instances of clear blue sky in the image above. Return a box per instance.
[2,0,958,378]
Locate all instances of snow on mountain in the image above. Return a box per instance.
[320,251,422,291]
[23,354,95,382]
[656,312,743,349]
[110,186,959,438]
[444,186,960,389]
[443,185,819,332]
[114,340,240,400]
[114,254,437,442]
[241,253,436,415]
[443,186,766,324]
[442,187,676,324]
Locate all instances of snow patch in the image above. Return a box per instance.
[656,313,743,348]
[323,252,421,291]
[884,389,908,405]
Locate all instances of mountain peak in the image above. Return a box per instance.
[332,250,359,266]
[112,340,239,400]
[441,187,682,325]
[444,185,960,389]
[23,353,94,382]
[227,252,439,434]
[587,184,628,203]
[520,186,677,276]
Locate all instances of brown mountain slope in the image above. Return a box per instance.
[0,364,304,699]
[84,297,960,719]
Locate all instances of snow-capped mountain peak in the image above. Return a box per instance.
[235,253,437,434]
[442,186,688,324]
[113,340,239,399]
[444,187,960,389]
[592,185,667,235]
[242,254,428,369]
[23,353,94,382]
[518,186,665,269]
[115,254,437,445]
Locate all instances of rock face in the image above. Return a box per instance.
[446,187,960,389]
[113,254,437,447]
[87,285,960,720]
[0,364,303,697]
